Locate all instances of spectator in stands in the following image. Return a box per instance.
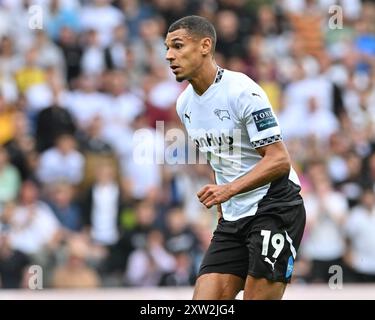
[0,146,20,206]
[46,0,81,42]
[131,17,167,77]
[0,36,19,103]
[81,29,107,76]
[56,26,82,84]
[46,181,82,233]
[7,179,62,265]
[37,134,85,185]
[160,207,200,286]
[215,10,244,58]
[109,200,158,275]
[345,189,375,282]
[51,235,101,288]
[104,24,129,71]
[0,94,17,145]
[124,230,175,287]
[164,207,200,257]
[35,103,76,153]
[0,202,30,288]
[14,47,46,99]
[80,0,125,47]
[4,110,36,181]
[63,74,106,130]
[159,251,195,286]
[118,112,163,202]
[79,116,113,155]
[81,161,122,247]
[301,169,349,282]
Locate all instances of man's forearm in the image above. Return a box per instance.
[197,143,291,209]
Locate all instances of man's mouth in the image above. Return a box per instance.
[170,65,180,73]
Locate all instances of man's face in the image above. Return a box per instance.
[165,29,204,82]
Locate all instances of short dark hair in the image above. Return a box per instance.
[168,15,216,53]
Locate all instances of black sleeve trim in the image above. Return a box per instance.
[251,134,282,148]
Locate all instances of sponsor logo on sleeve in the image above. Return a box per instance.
[251,108,278,131]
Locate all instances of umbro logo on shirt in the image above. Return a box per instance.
[214,109,231,121]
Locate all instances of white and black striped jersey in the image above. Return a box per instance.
[176,67,303,221]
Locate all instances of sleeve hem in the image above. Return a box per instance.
[251,134,283,148]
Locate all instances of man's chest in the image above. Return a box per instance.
[182,101,241,153]
[183,98,238,130]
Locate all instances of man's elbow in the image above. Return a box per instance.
[277,154,291,176]
[261,142,291,176]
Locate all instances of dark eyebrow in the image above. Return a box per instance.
[171,37,183,42]
[165,37,184,47]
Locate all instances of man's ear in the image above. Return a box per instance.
[201,37,212,56]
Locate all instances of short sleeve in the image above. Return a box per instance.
[239,88,282,148]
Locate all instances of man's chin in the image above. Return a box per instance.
[175,73,189,82]
[175,74,186,82]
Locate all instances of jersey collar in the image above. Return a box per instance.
[214,66,224,84]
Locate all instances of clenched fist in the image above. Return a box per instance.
[197,184,234,209]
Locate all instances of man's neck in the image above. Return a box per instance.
[189,60,218,96]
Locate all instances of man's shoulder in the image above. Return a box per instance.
[224,70,256,86]
[223,70,260,98]
[221,70,267,115]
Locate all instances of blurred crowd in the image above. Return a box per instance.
[0,0,375,289]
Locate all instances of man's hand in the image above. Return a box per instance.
[197,184,234,209]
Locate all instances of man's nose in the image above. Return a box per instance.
[166,49,174,61]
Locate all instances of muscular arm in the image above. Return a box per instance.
[213,172,223,220]
[197,141,291,209]
[230,141,291,195]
